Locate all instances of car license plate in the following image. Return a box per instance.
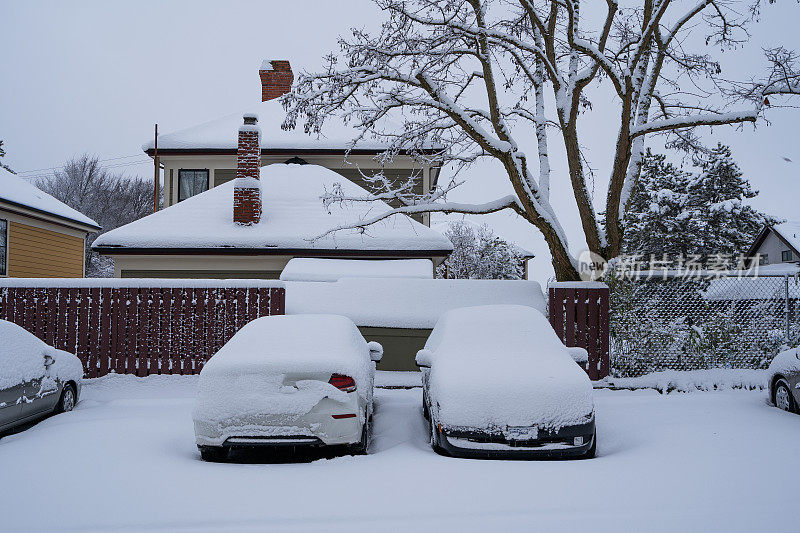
[505,426,538,441]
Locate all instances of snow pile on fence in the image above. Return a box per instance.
[286,278,546,328]
[601,368,769,392]
[0,319,83,390]
[0,167,99,228]
[280,258,433,282]
[193,315,371,423]
[426,305,594,430]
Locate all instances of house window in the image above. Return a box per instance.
[782,250,794,262]
[759,254,769,265]
[0,219,7,276]
[178,169,209,202]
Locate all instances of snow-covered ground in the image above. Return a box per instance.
[1,374,798,532]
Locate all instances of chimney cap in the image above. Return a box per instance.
[260,59,292,72]
[243,113,259,125]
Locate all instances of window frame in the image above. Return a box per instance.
[782,250,794,262]
[177,169,210,202]
[0,218,8,277]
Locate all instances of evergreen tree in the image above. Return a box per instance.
[436,221,526,280]
[622,145,774,263]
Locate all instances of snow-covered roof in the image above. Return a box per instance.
[279,258,433,282]
[286,278,546,328]
[773,221,800,254]
[0,167,100,230]
[703,276,800,301]
[93,164,452,253]
[143,99,410,153]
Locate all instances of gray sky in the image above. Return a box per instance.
[1,0,798,284]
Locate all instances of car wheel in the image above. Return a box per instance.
[774,380,796,413]
[580,431,597,459]
[56,384,76,414]
[350,419,370,455]
[199,446,228,462]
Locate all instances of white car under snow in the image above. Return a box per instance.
[192,314,382,461]
[416,305,596,459]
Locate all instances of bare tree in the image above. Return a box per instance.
[284,0,799,279]
[0,140,13,173]
[37,154,153,277]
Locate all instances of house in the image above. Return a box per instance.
[0,167,100,277]
[93,114,452,279]
[144,59,441,226]
[746,221,800,266]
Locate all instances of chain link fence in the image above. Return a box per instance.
[608,271,800,377]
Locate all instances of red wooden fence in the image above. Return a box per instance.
[0,282,286,378]
[548,282,610,380]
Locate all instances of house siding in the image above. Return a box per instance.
[358,326,432,371]
[756,230,799,265]
[7,221,84,277]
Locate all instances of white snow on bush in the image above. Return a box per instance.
[280,258,433,282]
[0,167,99,229]
[425,305,594,430]
[286,278,546,328]
[767,346,800,382]
[93,164,452,252]
[193,314,371,424]
[0,320,83,390]
[603,368,769,393]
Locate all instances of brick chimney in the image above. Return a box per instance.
[233,113,262,225]
[259,59,293,102]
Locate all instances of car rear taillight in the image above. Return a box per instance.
[329,373,356,392]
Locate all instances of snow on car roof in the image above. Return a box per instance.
[0,168,99,230]
[92,164,452,252]
[286,278,546,328]
[280,258,433,282]
[424,305,594,430]
[143,98,432,152]
[200,314,369,379]
[0,320,84,390]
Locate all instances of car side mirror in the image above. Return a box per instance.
[368,341,383,362]
[43,354,55,367]
[415,349,433,369]
[567,347,588,365]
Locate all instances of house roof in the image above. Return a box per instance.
[285,278,546,328]
[92,164,452,255]
[143,99,434,155]
[0,167,100,231]
[747,220,800,258]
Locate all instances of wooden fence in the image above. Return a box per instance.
[548,282,610,380]
[0,281,285,378]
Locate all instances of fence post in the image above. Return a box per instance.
[548,281,610,380]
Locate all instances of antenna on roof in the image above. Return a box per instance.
[153,123,159,213]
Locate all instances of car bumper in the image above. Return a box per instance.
[194,396,365,449]
[438,419,595,459]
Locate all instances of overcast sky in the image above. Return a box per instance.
[1,0,797,284]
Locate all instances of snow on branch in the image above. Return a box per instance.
[630,110,758,138]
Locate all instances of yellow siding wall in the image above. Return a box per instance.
[7,221,84,277]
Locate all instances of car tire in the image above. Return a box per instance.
[351,418,370,455]
[56,384,76,414]
[774,379,796,413]
[199,446,228,462]
[580,431,597,459]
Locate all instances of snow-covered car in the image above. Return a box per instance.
[193,314,383,461]
[768,346,800,413]
[416,305,596,459]
[0,320,84,434]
